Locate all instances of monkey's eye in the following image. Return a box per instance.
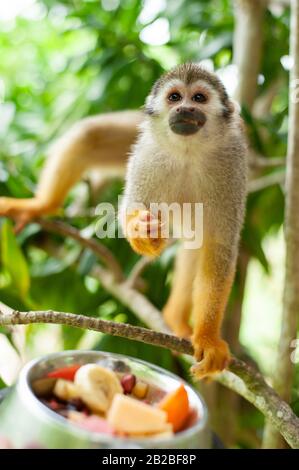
[192,93,207,103]
[168,92,182,102]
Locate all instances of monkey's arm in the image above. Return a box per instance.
[0,111,142,225]
[120,146,167,257]
[191,240,236,379]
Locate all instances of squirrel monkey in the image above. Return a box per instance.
[0,64,247,379]
[120,63,247,379]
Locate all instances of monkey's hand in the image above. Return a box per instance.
[190,335,231,380]
[125,209,167,257]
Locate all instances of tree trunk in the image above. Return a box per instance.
[233,0,267,108]
[262,0,299,449]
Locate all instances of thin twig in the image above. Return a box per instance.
[38,218,124,282]
[35,219,168,332]
[91,265,169,333]
[125,256,152,289]
[270,0,290,6]
[0,308,189,355]
[247,171,285,193]
[249,156,286,169]
[125,239,176,289]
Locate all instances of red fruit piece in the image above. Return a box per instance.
[121,374,136,394]
[47,364,81,381]
[0,436,13,449]
[47,398,65,411]
[24,441,45,449]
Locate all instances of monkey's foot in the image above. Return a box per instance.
[126,210,166,257]
[163,306,192,338]
[191,337,231,380]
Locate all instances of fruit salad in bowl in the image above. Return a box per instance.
[0,351,210,449]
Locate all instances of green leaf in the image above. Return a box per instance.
[61,325,85,350]
[1,219,30,298]
[0,376,7,389]
[30,267,105,314]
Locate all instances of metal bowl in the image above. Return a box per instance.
[0,350,210,449]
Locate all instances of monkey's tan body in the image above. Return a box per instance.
[0,64,247,379]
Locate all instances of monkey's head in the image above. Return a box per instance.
[145,63,236,140]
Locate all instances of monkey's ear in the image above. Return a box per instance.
[223,99,241,119]
[144,95,157,116]
[228,99,241,114]
[144,105,155,116]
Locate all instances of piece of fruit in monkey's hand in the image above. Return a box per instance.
[125,209,167,257]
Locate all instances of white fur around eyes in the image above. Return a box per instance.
[147,79,223,120]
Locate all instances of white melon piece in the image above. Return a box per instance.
[107,394,170,435]
[131,427,174,440]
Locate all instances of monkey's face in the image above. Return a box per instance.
[146,76,232,140]
[166,84,208,136]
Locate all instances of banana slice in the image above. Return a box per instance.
[74,364,123,413]
[53,379,80,401]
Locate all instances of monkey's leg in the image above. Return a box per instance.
[163,246,197,338]
[191,241,236,379]
[0,111,141,226]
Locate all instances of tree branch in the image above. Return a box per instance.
[125,256,152,289]
[0,306,299,448]
[38,218,124,282]
[247,171,285,193]
[249,155,286,169]
[125,239,175,289]
[91,265,170,333]
[270,0,290,6]
[218,360,299,449]
[253,77,285,118]
[0,307,188,355]
[37,219,167,332]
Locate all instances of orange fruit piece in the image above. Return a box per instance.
[158,384,190,432]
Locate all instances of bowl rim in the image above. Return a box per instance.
[17,350,209,447]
